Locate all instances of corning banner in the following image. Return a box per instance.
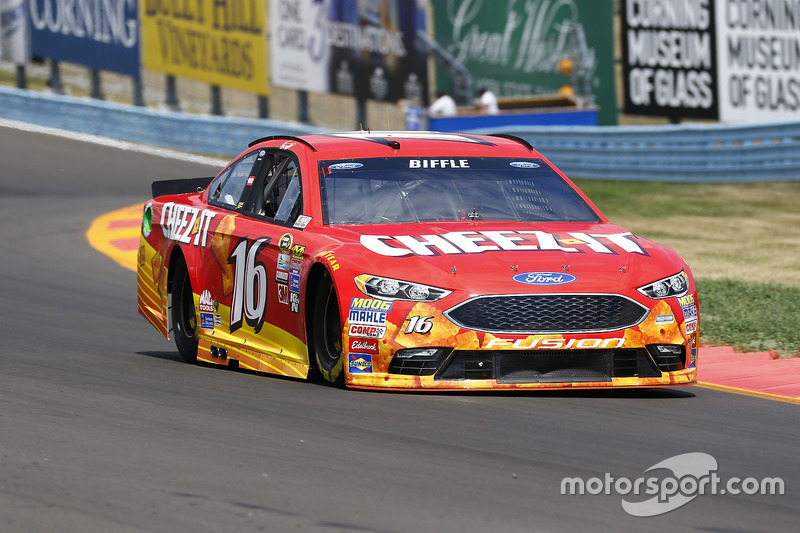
[270,0,428,104]
[621,0,719,119]
[716,0,800,122]
[140,0,269,94]
[29,0,139,76]
[433,0,619,125]
[1,0,30,64]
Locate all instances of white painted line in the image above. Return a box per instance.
[0,118,228,167]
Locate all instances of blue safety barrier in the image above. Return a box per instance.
[2,87,799,181]
[476,122,800,181]
[0,87,320,157]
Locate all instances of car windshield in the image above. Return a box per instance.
[318,157,600,225]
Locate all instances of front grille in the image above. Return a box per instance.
[433,349,662,383]
[388,358,440,376]
[444,294,649,334]
[496,350,612,383]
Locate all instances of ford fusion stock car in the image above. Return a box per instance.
[137,131,698,390]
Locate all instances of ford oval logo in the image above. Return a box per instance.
[512,271,577,285]
[329,162,363,170]
[510,161,540,169]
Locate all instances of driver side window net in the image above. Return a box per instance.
[256,155,303,225]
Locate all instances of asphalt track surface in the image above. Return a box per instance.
[1,124,797,533]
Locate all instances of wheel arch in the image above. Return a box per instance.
[304,262,332,366]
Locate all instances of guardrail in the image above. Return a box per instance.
[478,122,800,182]
[2,87,799,181]
[0,87,320,157]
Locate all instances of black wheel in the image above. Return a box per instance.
[171,258,198,363]
[312,272,344,386]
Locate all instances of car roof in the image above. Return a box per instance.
[249,131,541,159]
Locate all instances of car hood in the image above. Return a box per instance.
[322,222,689,297]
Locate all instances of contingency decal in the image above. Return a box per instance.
[161,202,217,247]
[348,353,374,373]
[348,298,393,326]
[276,253,290,305]
[349,338,380,354]
[677,294,698,335]
[198,289,222,331]
[288,244,304,314]
[293,215,312,229]
[279,233,293,253]
[321,250,340,271]
[360,231,647,257]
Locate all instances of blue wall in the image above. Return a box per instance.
[0,87,319,157]
[2,87,799,182]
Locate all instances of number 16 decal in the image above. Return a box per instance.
[229,236,271,334]
[404,315,433,335]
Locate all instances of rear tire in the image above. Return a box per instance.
[312,272,344,386]
[172,258,198,363]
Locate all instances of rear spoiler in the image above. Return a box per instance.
[151,177,214,199]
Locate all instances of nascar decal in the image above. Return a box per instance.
[360,231,647,257]
[279,233,293,253]
[348,353,374,373]
[161,202,217,247]
[348,298,393,326]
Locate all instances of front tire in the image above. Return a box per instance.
[312,272,344,386]
[171,258,198,363]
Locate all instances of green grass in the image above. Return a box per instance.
[572,179,800,219]
[697,279,800,356]
[572,178,800,356]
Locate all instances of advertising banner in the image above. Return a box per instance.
[140,0,269,94]
[432,0,619,125]
[270,0,428,104]
[1,0,29,64]
[716,0,800,122]
[29,0,139,76]
[621,0,718,119]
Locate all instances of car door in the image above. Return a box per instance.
[200,149,310,376]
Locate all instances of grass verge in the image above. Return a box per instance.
[697,279,800,356]
[573,178,800,356]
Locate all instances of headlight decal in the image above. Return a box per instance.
[637,271,689,299]
[354,274,452,302]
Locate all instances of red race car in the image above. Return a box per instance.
[137,132,698,390]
